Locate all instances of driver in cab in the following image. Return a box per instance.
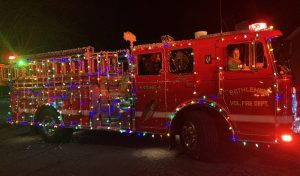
[228,48,249,71]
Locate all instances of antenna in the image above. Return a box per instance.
[219,0,223,33]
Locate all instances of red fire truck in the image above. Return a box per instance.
[6,23,300,159]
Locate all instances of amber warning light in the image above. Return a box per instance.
[249,23,268,32]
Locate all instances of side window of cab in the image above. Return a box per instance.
[255,42,267,69]
[226,42,267,71]
[226,43,250,71]
[138,52,162,75]
[169,48,194,74]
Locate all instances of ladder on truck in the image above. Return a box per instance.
[10,46,134,130]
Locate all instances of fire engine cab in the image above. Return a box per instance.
[6,23,300,159]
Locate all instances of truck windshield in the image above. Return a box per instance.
[268,36,292,75]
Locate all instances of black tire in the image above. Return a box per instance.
[29,125,39,135]
[180,111,219,160]
[37,107,73,143]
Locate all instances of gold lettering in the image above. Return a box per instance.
[234,89,238,95]
[253,101,269,107]
[230,101,241,106]
[242,101,252,106]
[228,87,271,96]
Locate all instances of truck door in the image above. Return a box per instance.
[220,41,276,141]
[134,49,166,133]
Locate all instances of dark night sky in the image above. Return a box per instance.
[0,0,299,61]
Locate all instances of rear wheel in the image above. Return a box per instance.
[37,107,73,143]
[180,111,219,160]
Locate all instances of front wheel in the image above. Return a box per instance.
[181,111,219,160]
[37,107,73,143]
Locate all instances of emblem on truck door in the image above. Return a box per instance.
[141,100,157,122]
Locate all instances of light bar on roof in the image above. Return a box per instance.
[249,23,268,32]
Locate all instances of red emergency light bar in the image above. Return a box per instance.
[249,23,268,32]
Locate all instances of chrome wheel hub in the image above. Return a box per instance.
[182,122,197,149]
[41,116,57,137]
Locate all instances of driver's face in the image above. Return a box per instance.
[233,49,240,60]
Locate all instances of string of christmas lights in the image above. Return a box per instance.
[3,24,292,149]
